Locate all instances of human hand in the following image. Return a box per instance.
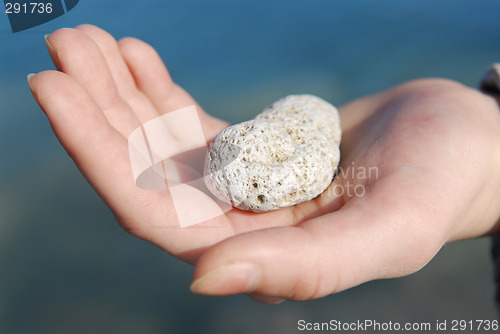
[28,24,331,265]
[29,25,500,303]
[191,78,500,302]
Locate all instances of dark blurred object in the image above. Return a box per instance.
[492,236,500,318]
[479,63,500,319]
[480,64,500,95]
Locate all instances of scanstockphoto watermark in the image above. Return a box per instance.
[128,106,234,228]
[298,319,432,332]
[327,163,379,198]
[297,319,499,332]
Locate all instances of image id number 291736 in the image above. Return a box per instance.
[5,2,53,14]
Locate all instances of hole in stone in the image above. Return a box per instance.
[252,182,258,188]
[257,195,266,203]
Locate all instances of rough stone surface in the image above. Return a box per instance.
[204,94,341,212]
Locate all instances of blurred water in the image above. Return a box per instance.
[1,0,500,333]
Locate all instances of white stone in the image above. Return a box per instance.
[204,94,341,212]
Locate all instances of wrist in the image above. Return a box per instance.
[472,94,500,237]
[447,89,500,241]
[480,65,500,236]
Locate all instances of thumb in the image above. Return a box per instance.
[190,188,448,301]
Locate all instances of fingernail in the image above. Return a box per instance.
[248,293,286,305]
[190,262,259,295]
[27,73,36,92]
[44,33,62,70]
[44,34,55,52]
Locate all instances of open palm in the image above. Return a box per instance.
[29,25,500,301]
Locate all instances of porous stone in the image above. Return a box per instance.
[204,94,341,212]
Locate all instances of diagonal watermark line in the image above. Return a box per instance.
[128,105,234,228]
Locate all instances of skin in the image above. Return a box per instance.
[28,25,500,304]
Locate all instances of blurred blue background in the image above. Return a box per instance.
[1,0,499,333]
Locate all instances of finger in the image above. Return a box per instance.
[28,71,163,229]
[118,37,228,138]
[74,25,160,124]
[74,24,137,101]
[29,70,239,257]
[191,176,449,301]
[45,28,140,137]
[117,37,175,113]
[45,28,120,112]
